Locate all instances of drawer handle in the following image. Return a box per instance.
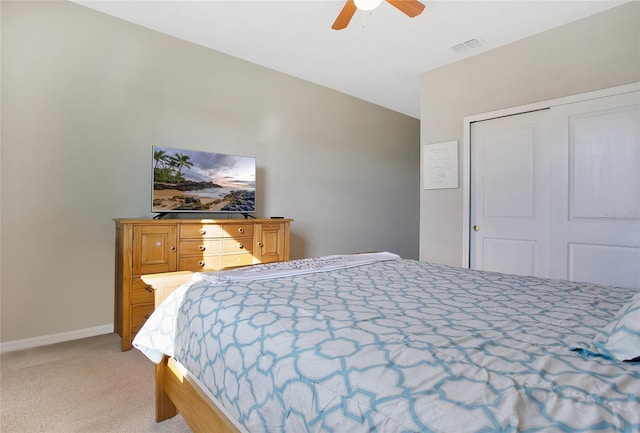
[144,314,151,319]
[238,242,244,249]
[257,242,263,248]
[170,246,177,252]
[237,227,244,233]
[198,260,205,267]
[144,285,155,293]
[199,228,206,235]
[199,245,206,251]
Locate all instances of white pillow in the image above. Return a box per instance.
[588,291,640,361]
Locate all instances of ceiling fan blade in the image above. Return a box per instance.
[332,0,357,30]
[385,0,425,18]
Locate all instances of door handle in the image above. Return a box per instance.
[473,225,480,232]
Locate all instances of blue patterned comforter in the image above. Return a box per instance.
[134,254,640,433]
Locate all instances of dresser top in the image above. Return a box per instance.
[114,218,292,225]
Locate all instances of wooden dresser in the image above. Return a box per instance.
[114,218,292,351]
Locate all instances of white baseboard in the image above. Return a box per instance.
[0,324,113,354]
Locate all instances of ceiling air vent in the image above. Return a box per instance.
[451,37,483,53]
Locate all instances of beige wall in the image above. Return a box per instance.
[0,1,419,343]
[420,2,640,266]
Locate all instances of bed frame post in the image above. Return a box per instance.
[145,271,241,432]
[156,356,178,422]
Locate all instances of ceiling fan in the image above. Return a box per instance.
[332,0,425,30]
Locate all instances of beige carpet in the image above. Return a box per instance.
[1,333,192,432]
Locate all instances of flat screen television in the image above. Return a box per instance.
[152,146,256,216]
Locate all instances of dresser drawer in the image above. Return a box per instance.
[131,304,154,335]
[131,277,154,305]
[221,237,254,253]
[220,224,254,238]
[180,224,222,239]
[179,255,223,271]
[180,239,222,256]
[221,252,255,269]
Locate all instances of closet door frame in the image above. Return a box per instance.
[461,82,639,268]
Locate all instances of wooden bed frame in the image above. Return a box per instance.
[141,271,241,433]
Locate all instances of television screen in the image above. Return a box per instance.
[152,146,256,214]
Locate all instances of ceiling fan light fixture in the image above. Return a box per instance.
[332,0,424,30]
[354,0,383,11]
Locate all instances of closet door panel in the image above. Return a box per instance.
[548,91,639,287]
[471,89,639,289]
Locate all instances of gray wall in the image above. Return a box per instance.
[1,1,419,343]
[419,2,640,266]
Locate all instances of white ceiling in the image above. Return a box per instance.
[74,1,628,119]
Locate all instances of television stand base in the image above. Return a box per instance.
[242,213,256,219]
[152,213,168,220]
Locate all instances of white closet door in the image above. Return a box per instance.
[547,91,640,288]
[471,90,640,289]
[470,109,550,277]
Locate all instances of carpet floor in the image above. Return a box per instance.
[1,333,191,432]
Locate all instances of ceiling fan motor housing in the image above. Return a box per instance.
[355,0,383,11]
[332,0,426,30]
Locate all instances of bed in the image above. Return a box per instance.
[133,252,640,433]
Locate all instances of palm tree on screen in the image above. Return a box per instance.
[173,153,193,177]
[153,149,169,169]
